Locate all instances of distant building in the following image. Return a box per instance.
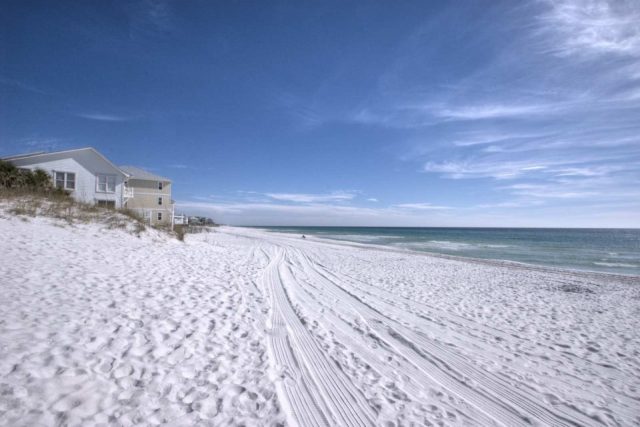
[3,147,186,227]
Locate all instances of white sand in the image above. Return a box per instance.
[0,215,639,426]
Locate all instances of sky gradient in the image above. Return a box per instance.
[1,0,639,227]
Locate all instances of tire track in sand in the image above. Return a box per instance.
[291,247,589,427]
[261,248,377,427]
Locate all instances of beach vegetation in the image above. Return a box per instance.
[0,160,64,195]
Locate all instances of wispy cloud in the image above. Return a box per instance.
[352,0,640,222]
[15,137,66,153]
[473,199,546,209]
[350,108,424,129]
[433,103,554,121]
[451,131,551,147]
[352,102,560,128]
[0,76,49,95]
[393,203,451,210]
[125,0,175,39]
[158,1,640,228]
[264,191,357,203]
[274,92,325,130]
[177,200,456,227]
[504,183,598,199]
[75,113,135,122]
[0,137,67,157]
[550,164,630,177]
[538,0,640,57]
[422,155,640,181]
[177,197,639,227]
[178,189,459,226]
[423,160,552,180]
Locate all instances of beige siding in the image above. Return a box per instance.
[127,179,172,194]
[124,179,173,225]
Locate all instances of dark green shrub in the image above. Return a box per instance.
[0,160,55,193]
[0,160,19,188]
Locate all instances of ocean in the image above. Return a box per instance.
[257,226,640,276]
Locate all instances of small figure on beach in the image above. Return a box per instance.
[302,235,306,239]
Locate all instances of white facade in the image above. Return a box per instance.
[6,148,129,208]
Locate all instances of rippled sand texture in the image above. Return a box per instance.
[1,216,639,426]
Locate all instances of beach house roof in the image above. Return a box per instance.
[119,166,172,182]
[2,147,128,177]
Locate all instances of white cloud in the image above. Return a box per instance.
[367,198,379,202]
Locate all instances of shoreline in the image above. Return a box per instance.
[249,226,640,281]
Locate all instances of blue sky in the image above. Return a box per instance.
[1,0,639,227]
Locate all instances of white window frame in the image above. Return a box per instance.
[158,181,163,190]
[96,174,116,193]
[158,197,163,205]
[54,171,76,190]
[157,212,162,221]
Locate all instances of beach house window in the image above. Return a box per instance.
[158,197,163,205]
[157,212,162,221]
[54,171,75,190]
[96,200,116,208]
[97,174,116,193]
[158,181,163,190]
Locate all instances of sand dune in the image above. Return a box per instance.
[1,215,638,426]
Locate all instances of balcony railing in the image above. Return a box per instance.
[123,186,134,199]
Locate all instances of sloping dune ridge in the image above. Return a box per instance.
[0,215,639,426]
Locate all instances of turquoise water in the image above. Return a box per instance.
[257,227,640,276]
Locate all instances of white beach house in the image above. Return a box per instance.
[3,147,186,226]
[4,147,130,208]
